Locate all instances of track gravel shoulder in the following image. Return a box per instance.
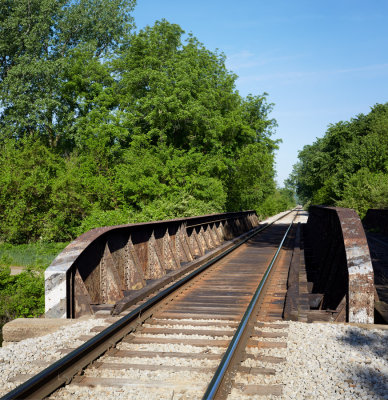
[281,321,388,400]
[2,319,386,399]
[0,318,108,396]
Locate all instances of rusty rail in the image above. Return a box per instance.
[202,214,296,399]
[45,211,259,318]
[305,206,374,323]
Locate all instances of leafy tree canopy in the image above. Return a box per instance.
[0,4,291,244]
[0,0,135,148]
[291,103,388,217]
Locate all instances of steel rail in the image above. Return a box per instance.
[185,214,253,229]
[202,212,297,400]
[1,210,294,400]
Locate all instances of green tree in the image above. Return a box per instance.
[0,16,281,244]
[338,169,388,218]
[0,138,64,243]
[291,103,388,214]
[227,143,276,211]
[75,20,279,225]
[0,0,136,149]
[111,20,277,155]
[258,188,296,218]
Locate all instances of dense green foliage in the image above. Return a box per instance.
[0,1,291,247]
[0,243,66,334]
[0,267,44,326]
[291,103,388,217]
[0,0,136,147]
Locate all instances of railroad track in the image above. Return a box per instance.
[2,209,300,400]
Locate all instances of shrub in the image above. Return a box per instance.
[0,267,44,325]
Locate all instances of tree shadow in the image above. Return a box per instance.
[337,327,388,399]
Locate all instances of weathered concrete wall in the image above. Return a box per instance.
[306,206,374,324]
[45,211,259,318]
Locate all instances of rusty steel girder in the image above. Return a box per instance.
[363,209,388,236]
[45,211,259,319]
[306,206,374,324]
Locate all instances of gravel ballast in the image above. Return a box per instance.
[2,319,387,399]
[282,321,388,400]
[0,318,108,396]
[231,321,388,400]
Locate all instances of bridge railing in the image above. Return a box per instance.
[45,211,259,318]
[306,206,374,323]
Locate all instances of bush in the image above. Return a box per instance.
[0,267,45,325]
[336,169,388,218]
[256,188,296,219]
[0,139,64,243]
[75,207,133,236]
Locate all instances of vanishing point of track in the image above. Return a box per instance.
[2,209,300,400]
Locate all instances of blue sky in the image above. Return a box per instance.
[133,1,388,186]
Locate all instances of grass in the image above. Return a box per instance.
[0,242,69,270]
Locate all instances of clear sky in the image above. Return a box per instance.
[132,0,388,186]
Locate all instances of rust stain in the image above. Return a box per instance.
[309,206,374,324]
[57,211,259,317]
